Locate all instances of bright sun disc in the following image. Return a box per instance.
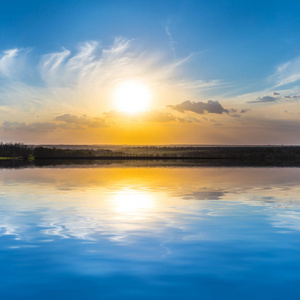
[114,80,151,114]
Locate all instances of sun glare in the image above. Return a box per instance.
[112,189,155,216]
[114,80,151,114]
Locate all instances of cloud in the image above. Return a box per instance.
[1,109,194,135]
[55,114,109,128]
[2,113,110,133]
[176,79,226,90]
[269,56,300,88]
[140,110,197,123]
[283,94,300,100]
[103,109,190,123]
[240,108,251,113]
[247,91,300,104]
[0,49,19,78]
[168,100,229,114]
[0,39,223,114]
[271,211,300,232]
[142,111,179,123]
[165,25,176,58]
[248,95,278,103]
[3,121,57,132]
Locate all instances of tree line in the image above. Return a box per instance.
[1,143,300,162]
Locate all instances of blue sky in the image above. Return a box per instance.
[1,0,300,144]
[2,0,300,91]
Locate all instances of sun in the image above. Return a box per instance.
[114,80,151,114]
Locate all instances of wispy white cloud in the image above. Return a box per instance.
[0,38,223,119]
[269,56,300,88]
[0,49,19,78]
[165,25,176,58]
[177,79,226,90]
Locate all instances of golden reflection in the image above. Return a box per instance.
[1,167,300,241]
[5,166,300,201]
[111,188,155,216]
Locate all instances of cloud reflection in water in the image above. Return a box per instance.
[1,167,300,299]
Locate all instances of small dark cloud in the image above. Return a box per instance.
[249,93,300,103]
[229,108,250,115]
[168,100,229,114]
[240,108,251,113]
[283,95,300,100]
[229,108,251,117]
[248,96,278,103]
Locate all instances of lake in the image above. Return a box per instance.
[1,164,300,299]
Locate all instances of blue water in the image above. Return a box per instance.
[1,166,300,299]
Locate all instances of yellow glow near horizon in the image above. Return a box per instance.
[114,80,151,114]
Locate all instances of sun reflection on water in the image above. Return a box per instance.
[1,167,300,244]
[1,167,300,299]
[111,189,155,216]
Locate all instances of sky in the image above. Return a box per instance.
[1,0,300,144]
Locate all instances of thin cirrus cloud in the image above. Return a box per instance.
[0,38,224,115]
[0,49,19,78]
[175,79,225,90]
[270,55,300,88]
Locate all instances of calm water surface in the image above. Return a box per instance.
[1,165,300,299]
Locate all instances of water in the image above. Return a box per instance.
[1,165,300,299]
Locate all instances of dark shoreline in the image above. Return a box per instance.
[1,158,300,169]
[34,156,239,160]
[2,145,300,167]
